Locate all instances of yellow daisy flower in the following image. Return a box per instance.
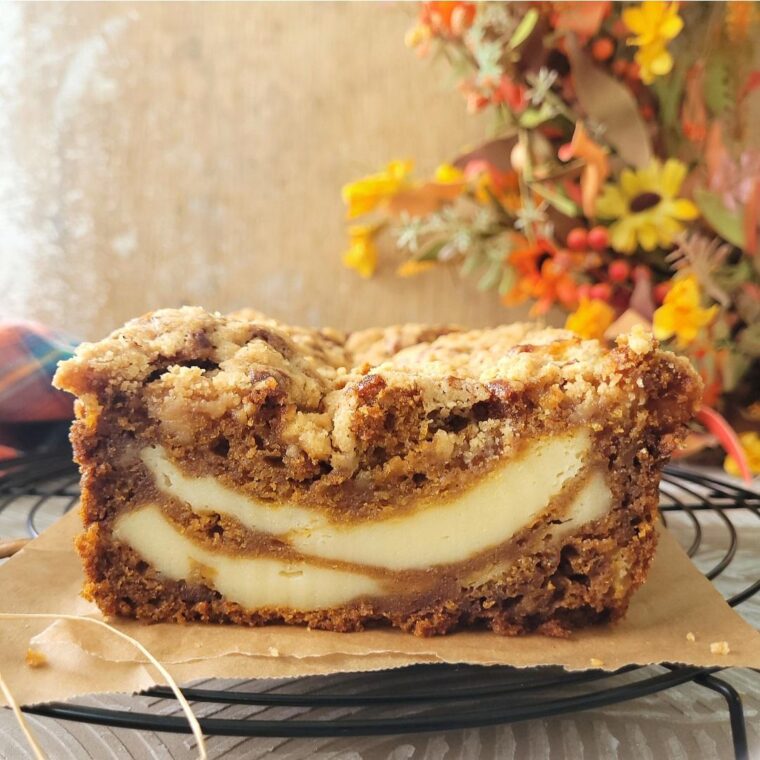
[342,160,413,219]
[342,225,378,278]
[652,274,718,347]
[623,1,684,84]
[595,159,698,254]
[565,298,615,340]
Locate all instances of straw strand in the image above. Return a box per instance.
[0,612,207,760]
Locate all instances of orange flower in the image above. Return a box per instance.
[420,2,476,37]
[465,160,521,211]
[491,75,527,113]
[565,298,616,340]
[503,238,579,315]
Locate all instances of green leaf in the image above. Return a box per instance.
[723,350,752,392]
[418,240,448,261]
[498,266,517,295]
[474,39,504,83]
[654,66,685,130]
[715,258,753,292]
[532,184,580,218]
[460,250,484,277]
[704,54,732,116]
[738,323,760,358]
[518,103,556,128]
[486,245,506,263]
[508,9,539,50]
[477,260,503,291]
[694,189,745,248]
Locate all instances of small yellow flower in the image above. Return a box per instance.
[342,160,413,219]
[434,163,465,184]
[623,2,684,84]
[396,259,436,277]
[724,432,760,477]
[404,23,432,49]
[565,298,615,340]
[596,159,698,254]
[653,275,718,347]
[342,225,378,278]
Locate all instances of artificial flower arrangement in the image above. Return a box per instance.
[341,1,760,473]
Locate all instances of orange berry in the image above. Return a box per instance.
[567,227,588,251]
[588,226,609,251]
[611,19,628,38]
[591,37,615,62]
[590,283,612,301]
[654,282,671,304]
[608,260,630,282]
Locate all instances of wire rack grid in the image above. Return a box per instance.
[0,448,757,760]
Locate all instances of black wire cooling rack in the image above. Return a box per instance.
[1,444,758,760]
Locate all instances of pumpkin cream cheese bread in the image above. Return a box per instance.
[54,307,701,637]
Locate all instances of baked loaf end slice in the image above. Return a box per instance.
[54,307,701,637]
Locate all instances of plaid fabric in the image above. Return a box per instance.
[0,321,77,425]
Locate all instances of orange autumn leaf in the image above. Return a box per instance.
[682,63,707,144]
[739,70,760,101]
[743,177,760,255]
[551,1,611,37]
[386,181,464,216]
[562,122,610,217]
[397,259,436,277]
[705,122,728,183]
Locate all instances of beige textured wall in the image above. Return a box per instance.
[0,1,532,340]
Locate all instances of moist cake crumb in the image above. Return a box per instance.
[54,307,701,637]
[710,640,730,655]
[686,631,696,642]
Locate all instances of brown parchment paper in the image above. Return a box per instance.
[1,509,759,707]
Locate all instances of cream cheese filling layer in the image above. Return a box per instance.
[114,468,612,611]
[113,505,385,609]
[141,430,611,571]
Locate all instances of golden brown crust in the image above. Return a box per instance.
[54,307,702,636]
